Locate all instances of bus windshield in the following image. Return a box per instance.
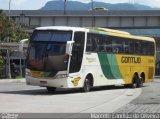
[27,30,72,72]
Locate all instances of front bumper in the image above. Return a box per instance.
[26,76,70,88]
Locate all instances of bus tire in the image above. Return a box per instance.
[137,77,143,88]
[46,87,56,93]
[130,74,138,88]
[82,78,91,92]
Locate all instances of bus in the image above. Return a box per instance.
[25,26,156,92]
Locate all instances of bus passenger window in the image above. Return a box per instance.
[106,37,112,53]
[86,38,92,52]
[141,41,148,55]
[112,38,124,54]
[148,43,154,56]
[86,33,99,52]
[92,38,98,52]
[98,39,105,52]
[135,42,141,54]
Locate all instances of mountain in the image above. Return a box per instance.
[41,0,157,10]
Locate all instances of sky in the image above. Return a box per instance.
[0,0,160,10]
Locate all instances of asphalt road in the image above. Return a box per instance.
[0,80,141,115]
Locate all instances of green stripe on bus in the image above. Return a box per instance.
[107,54,122,79]
[98,53,115,79]
[98,53,122,79]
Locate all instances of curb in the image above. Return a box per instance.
[0,78,26,83]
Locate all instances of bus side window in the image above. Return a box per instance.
[98,36,105,52]
[86,37,92,52]
[92,37,98,52]
[106,36,112,53]
[148,42,155,56]
[124,39,133,54]
[141,41,148,55]
[86,33,98,52]
[125,47,129,53]
[134,41,141,54]
[112,37,124,54]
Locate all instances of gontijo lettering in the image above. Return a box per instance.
[121,56,141,63]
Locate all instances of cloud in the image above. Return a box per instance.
[95,0,129,3]
[9,0,49,9]
[138,0,160,8]
[72,0,129,4]
[88,0,160,7]
[2,0,160,10]
[11,0,28,6]
[97,0,160,8]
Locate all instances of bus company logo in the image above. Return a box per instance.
[121,56,141,64]
[73,77,81,86]
[86,57,96,63]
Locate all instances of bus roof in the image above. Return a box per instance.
[35,26,155,43]
[89,27,130,35]
[88,27,155,43]
[35,26,87,32]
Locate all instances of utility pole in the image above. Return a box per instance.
[91,0,94,28]
[64,0,66,15]
[8,0,11,42]
[9,0,11,14]
[7,49,11,79]
[8,0,11,79]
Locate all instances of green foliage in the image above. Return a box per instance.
[0,59,3,65]
[0,10,28,42]
[0,50,5,65]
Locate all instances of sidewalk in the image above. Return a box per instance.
[0,78,26,83]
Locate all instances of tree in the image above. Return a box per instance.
[0,10,28,42]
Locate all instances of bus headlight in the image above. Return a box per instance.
[26,70,31,76]
[56,74,68,79]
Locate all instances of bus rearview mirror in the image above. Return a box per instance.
[19,39,28,52]
[66,41,75,55]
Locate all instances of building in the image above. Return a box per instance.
[4,10,160,76]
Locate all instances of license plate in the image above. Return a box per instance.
[31,71,43,78]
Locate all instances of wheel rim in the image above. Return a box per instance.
[141,78,143,86]
[85,78,90,92]
[133,81,137,88]
[139,77,143,87]
[132,75,137,88]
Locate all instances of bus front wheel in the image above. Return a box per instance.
[46,87,56,93]
[82,78,91,92]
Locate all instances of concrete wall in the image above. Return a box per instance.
[8,10,160,28]
[14,16,160,28]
